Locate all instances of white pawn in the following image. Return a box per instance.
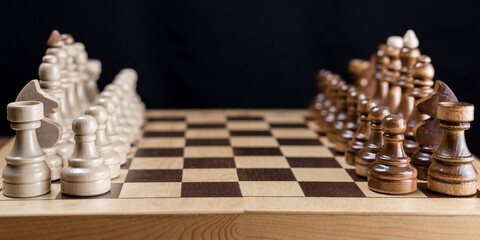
[85,59,101,104]
[99,91,132,153]
[2,101,51,197]
[61,115,111,196]
[96,97,128,165]
[85,105,121,178]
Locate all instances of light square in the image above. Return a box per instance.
[280,146,333,157]
[292,168,353,182]
[234,156,289,168]
[335,156,355,169]
[182,169,238,182]
[119,182,182,198]
[184,146,234,157]
[138,138,185,148]
[130,157,184,169]
[226,121,270,130]
[271,129,317,138]
[230,137,278,147]
[187,114,226,122]
[112,169,129,183]
[355,182,428,198]
[239,181,304,196]
[144,122,187,131]
[185,129,229,138]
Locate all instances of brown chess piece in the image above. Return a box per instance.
[308,69,329,120]
[395,30,420,119]
[373,44,390,104]
[355,106,390,177]
[315,75,343,135]
[345,99,377,166]
[427,102,477,196]
[348,58,375,99]
[403,55,435,156]
[411,81,458,179]
[336,91,365,154]
[326,82,348,142]
[368,114,417,194]
[383,36,403,113]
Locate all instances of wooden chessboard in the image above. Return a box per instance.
[1,109,480,240]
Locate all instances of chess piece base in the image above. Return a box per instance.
[2,180,51,198]
[61,178,111,197]
[427,177,477,196]
[368,174,417,195]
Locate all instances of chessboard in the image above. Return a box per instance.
[1,109,480,240]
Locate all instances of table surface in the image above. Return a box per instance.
[0,109,479,218]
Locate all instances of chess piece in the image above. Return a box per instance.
[99,90,133,152]
[326,83,349,142]
[85,105,121,178]
[373,44,390,104]
[16,79,64,181]
[383,36,403,112]
[85,59,101,103]
[2,101,51,197]
[355,106,390,177]
[37,55,75,167]
[395,30,420,119]
[404,55,435,156]
[45,30,75,135]
[411,81,458,179]
[336,91,365,154]
[62,33,83,116]
[348,59,375,99]
[61,115,111,196]
[427,102,477,196]
[73,42,92,112]
[308,70,329,121]
[368,114,417,194]
[315,75,342,135]
[96,97,128,165]
[345,99,377,166]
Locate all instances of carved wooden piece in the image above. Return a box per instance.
[346,99,377,166]
[368,114,417,194]
[383,36,403,113]
[355,106,390,177]
[427,102,477,196]
[373,44,389,104]
[336,91,365,155]
[85,105,121,178]
[85,59,102,104]
[411,81,458,179]
[16,80,63,180]
[315,75,342,135]
[348,58,375,99]
[308,70,329,119]
[404,55,434,156]
[2,101,51,197]
[326,83,348,142]
[60,115,111,196]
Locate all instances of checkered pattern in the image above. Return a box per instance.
[3,110,477,201]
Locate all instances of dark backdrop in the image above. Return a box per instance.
[1,0,479,154]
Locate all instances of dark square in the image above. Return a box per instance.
[184,158,236,168]
[121,158,132,169]
[270,123,308,128]
[316,131,327,136]
[143,131,184,138]
[328,147,342,156]
[345,169,367,182]
[305,116,314,121]
[233,147,282,156]
[181,182,242,197]
[227,116,264,121]
[230,130,272,136]
[186,139,230,146]
[418,183,479,198]
[148,117,186,121]
[299,182,366,197]
[134,148,183,157]
[287,157,341,168]
[125,170,182,182]
[237,168,296,181]
[187,123,226,129]
[56,183,123,199]
[277,138,322,146]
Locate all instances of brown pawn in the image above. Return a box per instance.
[368,114,417,194]
[336,91,365,154]
[427,102,477,196]
[395,31,421,119]
[346,99,377,166]
[315,75,342,135]
[373,44,390,104]
[404,55,434,156]
[308,70,330,121]
[382,36,403,113]
[355,106,390,177]
[411,81,457,179]
[326,84,349,143]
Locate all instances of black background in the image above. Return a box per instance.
[0,0,479,154]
